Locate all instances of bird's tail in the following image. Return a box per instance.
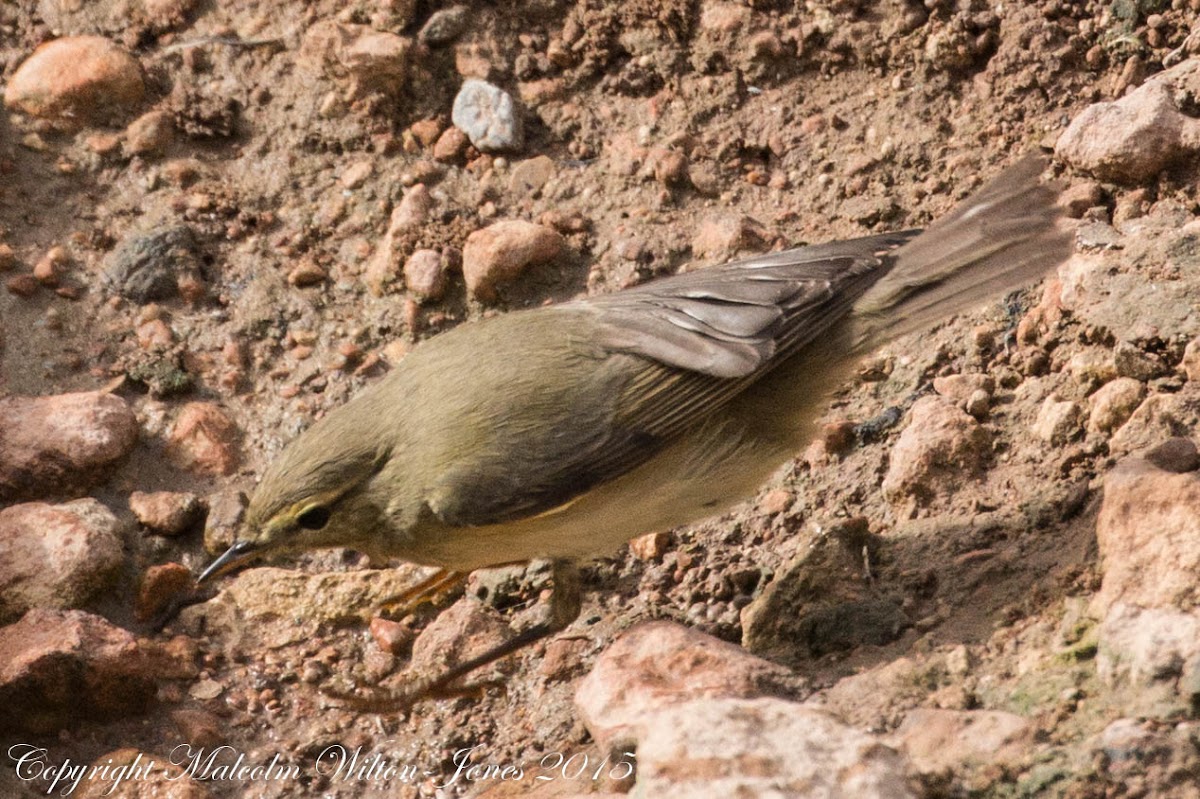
[852,152,1072,349]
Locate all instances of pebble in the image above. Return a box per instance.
[629,531,672,560]
[0,391,138,501]
[135,562,196,622]
[1088,377,1146,434]
[1143,437,1200,474]
[1034,396,1086,445]
[409,118,445,146]
[168,402,242,476]
[202,490,246,554]
[691,214,769,261]
[287,260,328,287]
[366,184,434,296]
[125,109,175,156]
[4,36,145,124]
[409,599,513,677]
[452,79,524,153]
[1055,67,1200,183]
[104,225,205,304]
[889,708,1033,776]
[6,273,39,296]
[575,620,801,751]
[339,160,373,189]
[419,5,469,46]
[369,616,414,655]
[881,396,989,505]
[432,125,470,162]
[302,22,412,98]
[129,490,204,536]
[756,488,792,516]
[32,245,68,286]
[403,248,449,303]
[1060,181,1105,219]
[509,154,555,196]
[0,608,194,733]
[634,697,914,799]
[462,219,566,301]
[0,243,15,271]
[1183,337,1200,382]
[0,499,126,623]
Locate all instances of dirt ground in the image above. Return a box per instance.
[3,0,1200,797]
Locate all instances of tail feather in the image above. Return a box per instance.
[852,152,1071,349]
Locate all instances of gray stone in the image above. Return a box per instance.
[451,79,523,153]
[104,225,204,303]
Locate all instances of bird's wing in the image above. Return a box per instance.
[426,231,913,528]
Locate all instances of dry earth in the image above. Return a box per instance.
[2,0,1200,797]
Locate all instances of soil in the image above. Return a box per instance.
[2,0,1199,797]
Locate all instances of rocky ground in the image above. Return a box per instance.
[2,0,1200,797]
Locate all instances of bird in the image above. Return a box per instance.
[198,151,1071,709]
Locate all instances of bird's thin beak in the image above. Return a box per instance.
[197,540,260,583]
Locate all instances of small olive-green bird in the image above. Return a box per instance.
[200,152,1070,706]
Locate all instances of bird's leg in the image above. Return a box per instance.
[329,559,582,713]
[374,568,466,620]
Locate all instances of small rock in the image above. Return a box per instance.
[1088,377,1146,434]
[933,373,995,403]
[32,245,68,286]
[419,5,469,46]
[629,531,671,560]
[302,22,412,98]
[0,391,138,501]
[1055,76,1200,184]
[757,488,792,516]
[509,155,555,196]
[403,248,449,303]
[889,708,1034,774]
[451,79,524,153]
[1034,396,1086,445]
[365,185,434,297]
[0,608,193,733]
[575,620,800,751]
[129,490,204,535]
[1069,348,1118,385]
[634,698,914,799]
[1183,337,1200,382]
[1113,342,1164,383]
[170,708,225,750]
[408,118,445,146]
[0,499,125,623]
[964,389,990,419]
[649,147,689,187]
[1143,437,1200,473]
[125,109,174,156]
[104,225,205,304]
[6,273,40,296]
[882,396,989,505]
[135,562,195,623]
[1110,392,1195,457]
[1060,181,1105,218]
[539,637,590,682]
[4,36,145,125]
[410,599,513,677]
[202,491,246,554]
[462,220,566,301]
[0,243,16,271]
[168,402,241,476]
[1093,454,1200,614]
[339,160,373,189]
[369,616,414,655]
[287,260,327,287]
[691,214,769,262]
[432,125,470,162]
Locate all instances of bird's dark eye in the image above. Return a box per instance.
[296,506,331,530]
